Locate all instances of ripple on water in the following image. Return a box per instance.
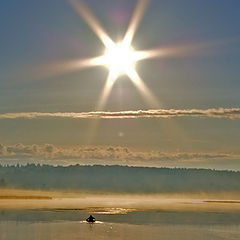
[79,220,104,224]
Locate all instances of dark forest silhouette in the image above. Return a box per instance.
[0,164,239,193]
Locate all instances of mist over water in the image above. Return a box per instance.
[0,190,240,240]
[1,164,240,238]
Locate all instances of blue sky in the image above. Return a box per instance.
[0,0,240,169]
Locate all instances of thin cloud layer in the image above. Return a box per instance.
[0,108,240,120]
[0,143,239,166]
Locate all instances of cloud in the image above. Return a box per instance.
[0,143,239,166]
[0,108,240,120]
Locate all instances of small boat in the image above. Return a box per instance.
[86,215,96,223]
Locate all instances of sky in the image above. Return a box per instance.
[0,0,240,170]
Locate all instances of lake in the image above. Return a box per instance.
[0,209,240,240]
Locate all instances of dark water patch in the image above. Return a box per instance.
[1,209,240,226]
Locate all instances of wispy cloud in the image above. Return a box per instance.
[0,108,240,120]
[0,143,239,166]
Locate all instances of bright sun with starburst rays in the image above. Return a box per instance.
[41,0,202,110]
[103,42,137,81]
[38,0,208,110]
[67,0,163,109]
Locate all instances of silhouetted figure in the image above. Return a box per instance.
[86,215,96,223]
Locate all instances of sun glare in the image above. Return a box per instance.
[103,42,137,79]
[67,0,160,109]
[37,0,209,110]
[64,0,168,109]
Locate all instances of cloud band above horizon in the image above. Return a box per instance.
[0,143,239,165]
[0,108,240,120]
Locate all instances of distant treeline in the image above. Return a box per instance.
[0,164,239,193]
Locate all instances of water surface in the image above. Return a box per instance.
[0,209,240,240]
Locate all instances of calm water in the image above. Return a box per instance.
[0,210,240,240]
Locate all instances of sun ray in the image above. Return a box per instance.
[69,0,114,48]
[96,69,118,110]
[134,47,194,61]
[126,67,159,108]
[33,38,230,81]
[133,49,166,61]
[31,56,108,80]
[123,0,150,47]
[133,40,226,62]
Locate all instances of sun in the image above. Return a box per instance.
[40,0,203,110]
[67,0,161,109]
[103,42,137,81]
[63,0,175,109]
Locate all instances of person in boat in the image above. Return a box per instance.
[86,215,96,223]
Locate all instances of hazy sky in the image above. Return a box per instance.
[0,0,240,170]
